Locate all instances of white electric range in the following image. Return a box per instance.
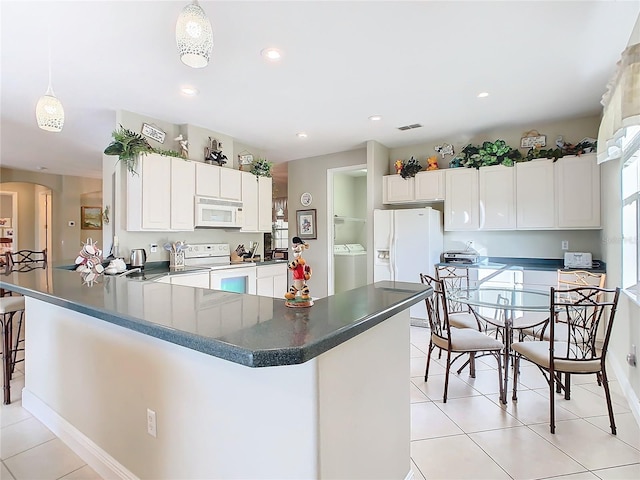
[184,243,257,294]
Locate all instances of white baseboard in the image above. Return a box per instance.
[608,355,640,427]
[22,388,138,480]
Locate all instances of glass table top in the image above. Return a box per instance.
[447,287,551,312]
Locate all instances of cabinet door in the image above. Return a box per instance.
[273,272,288,298]
[518,269,557,292]
[241,172,259,232]
[219,168,242,201]
[383,175,414,203]
[195,162,220,198]
[170,272,210,289]
[141,154,171,230]
[170,158,195,231]
[414,171,445,201]
[516,159,555,229]
[258,176,273,232]
[444,168,479,231]
[556,154,600,228]
[256,276,274,297]
[479,165,516,230]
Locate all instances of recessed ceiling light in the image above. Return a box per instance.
[368,115,382,121]
[261,48,282,61]
[180,86,199,96]
[296,132,308,138]
[477,92,489,98]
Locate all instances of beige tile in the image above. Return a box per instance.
[410,402,463,440]
[1,462,15,480]
[410,381,429,404]
[7,378,24,405]
[413,373,482,402]
[411,459,426,480]
[0,403,32,429]
[410,344,427,358]
[4,438,85,480]
[411,435,510,479]
[513,364,552,390]
[545,472,599,479]
[534,385,631,418]
[486,389,578,426]
[410,326,430,346]
[584,412,640,450]
[592,463,640,479]
[60,464,103,480]
[470,426,586,479]
[412,356,445,377]
[577,381,631,410]
[0,417,55,460]
[461,366,504,395]
[529,419,640,470]
[436,395,522,432]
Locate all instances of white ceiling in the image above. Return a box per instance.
[1,1,638,179]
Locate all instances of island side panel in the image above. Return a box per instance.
[22,298,319,480]
[317,310,411,479]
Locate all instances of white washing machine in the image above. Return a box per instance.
[334,244,367,294]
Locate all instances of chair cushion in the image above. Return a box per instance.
[433,327,503,353]
[512,312,549,330]
[0,296,25,314]
[511,340,601,373]
[448,312,479,330]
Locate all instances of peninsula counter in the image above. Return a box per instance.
[1,268,430,480]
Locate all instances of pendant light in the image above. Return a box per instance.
[35,42,64,132]
[175,1,213,68]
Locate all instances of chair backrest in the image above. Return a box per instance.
[5,249,47,272]
[550,286,620,362]
[557,270,606,289]
[420,273,450,341]
[436,265,471,314]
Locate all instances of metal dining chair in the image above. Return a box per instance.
[511,286,621,434]
[420,274,504,403]
[435,265,483,331]
[0,249,46,404]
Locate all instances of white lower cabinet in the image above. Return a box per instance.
[516,269,557,292]
[170,272,210,289]
[444,168,479,230]
[256,263,288,298]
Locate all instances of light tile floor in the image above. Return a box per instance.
[1,326,638,479]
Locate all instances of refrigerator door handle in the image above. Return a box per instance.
[390,221,397,281]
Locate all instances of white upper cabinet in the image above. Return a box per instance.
[241,173,272,233]
[257,176,273,232]
[555,153,600,228]
[516,159,555,229]
[219,167,243,201]
[195,162,220,197]
[414,170,445,201]
[383,175,414,203]
[444,168,479,231]
[170,158,195,231]
[127,153,171,231]
[478,165,516,230]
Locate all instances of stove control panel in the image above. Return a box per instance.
[184,243,230,259]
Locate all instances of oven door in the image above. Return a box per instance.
[210,266,257,294]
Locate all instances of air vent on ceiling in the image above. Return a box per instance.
[397,123,423,131]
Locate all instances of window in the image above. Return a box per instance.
[621,126,640,297]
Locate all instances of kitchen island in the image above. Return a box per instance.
[0,267,430,480]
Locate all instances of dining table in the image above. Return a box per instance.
[446,286,552,404]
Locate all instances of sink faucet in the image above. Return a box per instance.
[118,268,141,277]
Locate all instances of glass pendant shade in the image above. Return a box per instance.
[176,1,213,68]
[36,85,64,132]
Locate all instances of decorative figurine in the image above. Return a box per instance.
[285,236,313,308]
[174,134,189,159]
[395,160,403,174]
[204,137,228,166]
[426,155,439,170]
[435,143,455,159]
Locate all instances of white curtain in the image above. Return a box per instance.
[598,38,640,164]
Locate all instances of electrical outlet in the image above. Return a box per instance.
[627,345,637,367]
[561,240,569,250]
[147,408,157,437]
[150,244,158,253]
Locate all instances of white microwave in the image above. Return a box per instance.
[195,196,243,228]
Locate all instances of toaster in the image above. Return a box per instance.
[564,252,593,269]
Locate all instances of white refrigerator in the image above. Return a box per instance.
[373,207,443,320]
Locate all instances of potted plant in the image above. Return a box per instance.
[400,157,422,178]
[451,140,522,168]
[250,157,273,177]
[104,125,181,174]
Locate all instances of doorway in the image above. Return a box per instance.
[0,191,18,259]
[37,189,53,255]
[327,165,367,295]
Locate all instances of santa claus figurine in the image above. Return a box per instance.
[285,236,313,307]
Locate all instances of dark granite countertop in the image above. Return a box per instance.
[436,256,606,274]
[0,267,430,368]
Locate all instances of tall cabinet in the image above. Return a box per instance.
[478,165,516,230]
[555,154,600,228]
[516,159,555,229]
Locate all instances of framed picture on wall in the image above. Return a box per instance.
[81,206,103,230]
[296,209,317,240]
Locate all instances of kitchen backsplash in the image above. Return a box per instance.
[444,230,603,259]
